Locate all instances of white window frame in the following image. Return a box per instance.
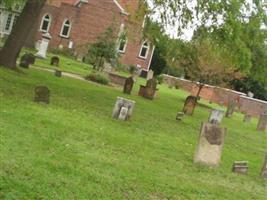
[139,41,150,59]
[118,38,127,53]
[60,19,71,38]
[40,14,51,32]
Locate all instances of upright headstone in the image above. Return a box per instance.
[123,77,134,94]
[36,32,52,58]
[225,100,236,118]
[55,69,62,77]
[146,69,154,80]
[261,154,267,178]
[34,86,50,104]
[112,97,135,121]
[183,96,197,115]
[232,161,248,174]
[257,113,267,132]
[243,113,252,123]
[138,78,158,100]
[176,112,184,121]
[50,56,60,66]
[19,53,35,68]
[194,122,227,167]
[209,109,224,124]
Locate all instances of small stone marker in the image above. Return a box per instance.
[243,114,252,123]
[54,69,62,77]
[19,53,35,68]
[183,96,197,115]
[123,76,134,94]
[50,56,60,66]
[138,78,158,100]
[209,109,224,124]
[34,86,50,104]
[112,97,135,121]
[146,69,154,80]
[232,161,248,174]
[261,154,267,178]
[225,100,236,118]
[257,113,267,132]
[176,112,184,121]
[194,122,227,167]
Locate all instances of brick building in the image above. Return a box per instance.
[25,0,155,72]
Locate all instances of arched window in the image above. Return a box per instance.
[118,37,127,53]
[60,19,71,38]
[40,14,51,32]
[139,41,149,59]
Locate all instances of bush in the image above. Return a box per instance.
[50,48,75,59]
[85,72,109,85]
[156,75,164,84]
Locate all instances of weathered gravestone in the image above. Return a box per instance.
[19,53,35,68]
[209,109,224,124]
[36,32,51,58]
[176,112,184,121]
[34,86,50,104]
[50,56,60,66]
[183,96,197,115]
[232,161,248,174]
[112,97,135,121]
[138,78,158,100]
[194,122,227,167]
[55,69,62,77]
[243,113,252,123]
[257,113,267,132]
[146,69,154,80]
[261,154,267,178]
[225,100,236,118]
[123,76,134,94]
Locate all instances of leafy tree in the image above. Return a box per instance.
[86,27,118,71]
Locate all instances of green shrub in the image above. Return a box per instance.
[50,48,75,59]
[156,75,164,84]
[174,81,180,89]
[85,72,109,85]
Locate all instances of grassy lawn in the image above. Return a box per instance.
[0,65,266,199]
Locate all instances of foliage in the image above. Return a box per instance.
[156,74,164,84]
[50,48,75,59]
[128,64,138,75]
[85,71,109,85]
[86,27,118,71]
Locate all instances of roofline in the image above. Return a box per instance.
[113,0,129,16]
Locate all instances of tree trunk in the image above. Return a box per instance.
[0,0,46,69]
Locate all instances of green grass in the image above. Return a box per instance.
[0,65,266,200]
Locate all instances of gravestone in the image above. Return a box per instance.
[194,122,227,167]
[138,78,158,100]
[261,155,267,178]
[112,97,135,121]
[225,100,236,118]
[19,53,35,68]
[232,161,248,174]
[243,114,252,123]
[55,69,62,77]
[176,112,184,121]
[123,76,134,94]
[50,56,59,66]
[183,96,197,115]
[34,86,50,104]
[257,113,267,132]
[146,69,154,80]
[36,32,52,58]
[209,109,224,124]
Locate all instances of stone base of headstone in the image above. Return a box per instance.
[261,155,267,178]
[243,114,252,123]
[257,114,267,132]
[232,161,248,174]
[176,112,184,121]
[34,86,50,104]
[209,109,224,124]
[55,70,62,77]
[112,97,135,121]
[194,122,227,167]
[183,96,197,116]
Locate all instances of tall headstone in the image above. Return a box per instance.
[112,97,135,121]
[194,122,227,167]
[225,100,236,118]
[209,109,224,124]
[138,78,158,100]
[34,86,50,104]
[243,113,252,123]
[257,113,267,132]
[232,161,248,174]
[183,96,197,115]
[36,32,52,58]
[261,154,267,178]
[50,56,60,66]
[19,53,35,68]
[146,69,154,80]
[123,77,134,94]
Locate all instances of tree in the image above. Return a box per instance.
[0,0,46,69]
[86,27,119,71]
